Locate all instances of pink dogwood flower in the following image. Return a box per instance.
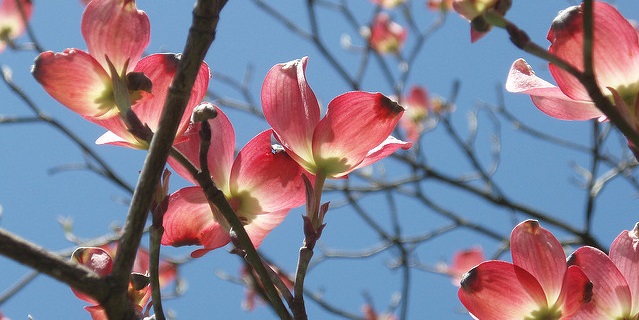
[161,105,309,258]
[398,86,450,142]
[33,0,210,149]
[71,243,178,320]
[458,220,592,319]
[439,247,484,286]
[368,13,407,54]
[262,56,411,180]
[568,223,639,319]
[506,2,639,157]
[0,0,33,53]
[34,0,149,119]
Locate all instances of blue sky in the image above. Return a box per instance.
[2,0,639,319]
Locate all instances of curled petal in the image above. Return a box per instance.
[506,58,603,120]
[348,136,411,177]
[511,220,566,304]
[609,224,639,315]
[548,2,639,101]
[458,261,548,320]
[93,117,144,148]
[81,0,150,72]
[85,306,108,320]
[313,92,405,177]
[71,247,113,304]
[161,187,231,257]
[554,265,592,319]
[262,56,321,169]
[568,246,633,318]
[231,130,309,213]
[32,49,115,118]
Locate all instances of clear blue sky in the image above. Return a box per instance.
[2,0,639,319]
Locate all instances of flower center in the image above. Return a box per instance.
[525,305,562,320]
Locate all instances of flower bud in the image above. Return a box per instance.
[191,102,219,123]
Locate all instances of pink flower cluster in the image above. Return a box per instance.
[457,220,639,320]
[31,1,410,316]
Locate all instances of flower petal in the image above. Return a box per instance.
[231,130,308,214]
[243,209,289,249]
[131,53,211,134]
[32,49,115,118]
[458,261,548,320]
[348,136,411,177]
[548,2,639,101]
[161,187,231,257]
[313,92,404,177]
[168,106,235,190]
[609,224,639,315]
[93,117,144,148]
[553,265,592,319]
[568,246,632,318]
[71,247,113,304]
[511,220,566,305]
[81,0,150,72]
[262,56,321,170]
[447,247,485,286]
[506,58,603,120]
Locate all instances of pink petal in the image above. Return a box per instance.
[161,187,231,257]
[85,306,108,320]
[405,86,430,112]
[81,0,150,73]
[554,265,592,318]
[168,106,235,190]
[131,53,211,134]
[313,92,405,177]
[243,209,289,249]
[262,56,321,170]
[506,58,603,121]
[348,136,411,177]
[71,247,113,303]
[511,220,566,304]
[458,261,548,320]
[230,130,309,213]
[609,224,639,315]
[568,246,633,318]
[93,54,211,149]
[32,49,116,118]
[369,13,407,53]
[548,2,639,101]
[93,117,144,148]
[448,247,485,285]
